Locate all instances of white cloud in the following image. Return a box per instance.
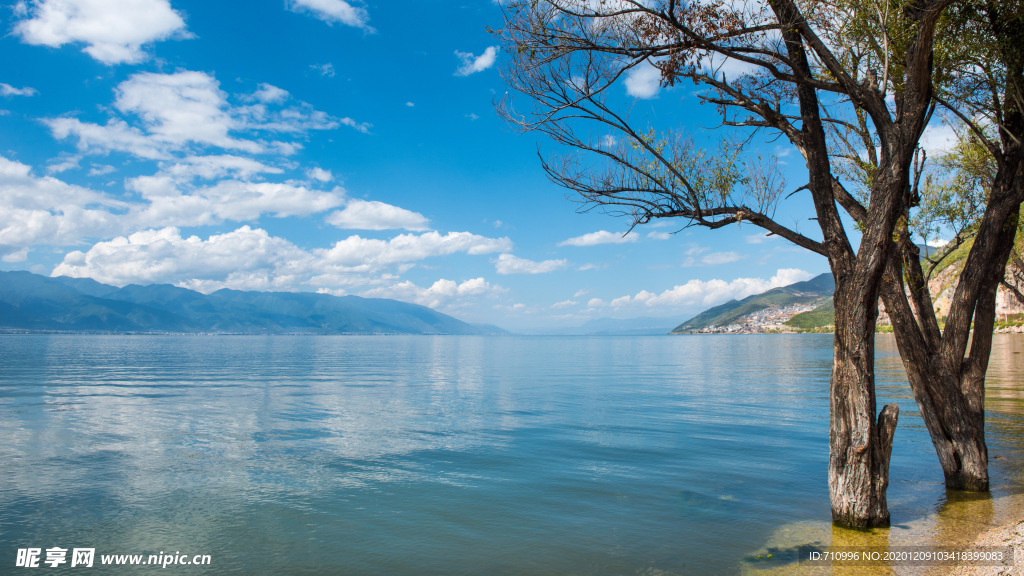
[0,155,128,257]
[310,63,336,77]
[493,253,568,275]
[558,230,637,246]
[289,0,371,30]
[316,231,512,270]
[454,46,499,76]
[46,154,81,174]
[625,61,661,99]
[588,268,814,311]
[115,71,260,152]
[0,83,37,97]
[88,164,116,176]
[920,123,959,155]
[307,167,333,182]
[160,155,284,180]
[251,83,290,104]
[50,226,511,296]
[47,117,169,160]
[405,101,415,107]
[684,251,743,266]
[746,232,771,244]
[703,52,758,82]
[127,177,345,226]
[325,199,430,231]
[14,0,189,64]
[47,70,365,163]
[0,154,349,255]
[362,277,502,310]
[647,231,671,240]
[52,226,311,290]
[2,247,29,263]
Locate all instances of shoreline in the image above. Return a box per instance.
[947,515,1024,576]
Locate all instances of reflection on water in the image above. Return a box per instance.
[0,334,1021,575]
[745,335,1024,576]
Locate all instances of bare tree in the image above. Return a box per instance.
[875,0,1023,493]
[496,0,1016,527]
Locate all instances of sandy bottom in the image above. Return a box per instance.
[739,491,1024,576]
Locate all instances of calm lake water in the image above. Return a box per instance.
[1,334,1022,575]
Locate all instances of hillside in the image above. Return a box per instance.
[671,273,834,334]
[0,271,502,335]
[784,231,1024,332]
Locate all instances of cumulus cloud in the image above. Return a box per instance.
[0,155,128,257]
[127,178,345,226]
[558,230,637,247]
[51,226,513,295]
[52,226,311,290]
[307,167,333,182]
[46,70,363,160]
[587,268,814,311]
[250,83,290,104]
[325,199,430,231]
[159,155,284,180]
[14,0,190,64]
[316,231,512,270]
[362,277,502,310]
[47,117,169,160]
[0,153,347,255]
[0,83,37,97]
[624,61,662,99]
[289,0,371,30]
[454,46,499,76]
[115,71,261,152]
[493,253,568,275]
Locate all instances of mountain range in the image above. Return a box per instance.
[671,273,835,333]
[0,271,502,335]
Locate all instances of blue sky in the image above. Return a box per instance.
[0,0,838,331]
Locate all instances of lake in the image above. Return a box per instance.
[1,334,1022,575]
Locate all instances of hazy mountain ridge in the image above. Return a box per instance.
[0,271,501,335]
[671,273,835,333]
[532,316,677,336]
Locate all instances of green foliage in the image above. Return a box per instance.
[785,298,835,330]
[911,131,995,248]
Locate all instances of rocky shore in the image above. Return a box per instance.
[948,518,1023,576]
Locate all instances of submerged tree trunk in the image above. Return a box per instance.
[829,272,900,527]
[880,195,1022,492]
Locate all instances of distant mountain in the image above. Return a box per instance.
[671,273,834,333]
[534,316,677,336]
[0,271,501,335]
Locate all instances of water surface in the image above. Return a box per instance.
[1,334,1021,575]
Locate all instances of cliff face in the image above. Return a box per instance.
[926,256,1024,318]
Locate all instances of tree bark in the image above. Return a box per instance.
[879,194,1023,492]
[829,273,900,527]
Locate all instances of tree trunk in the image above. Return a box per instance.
[829,274,900,528]
[876,203,1024,492]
